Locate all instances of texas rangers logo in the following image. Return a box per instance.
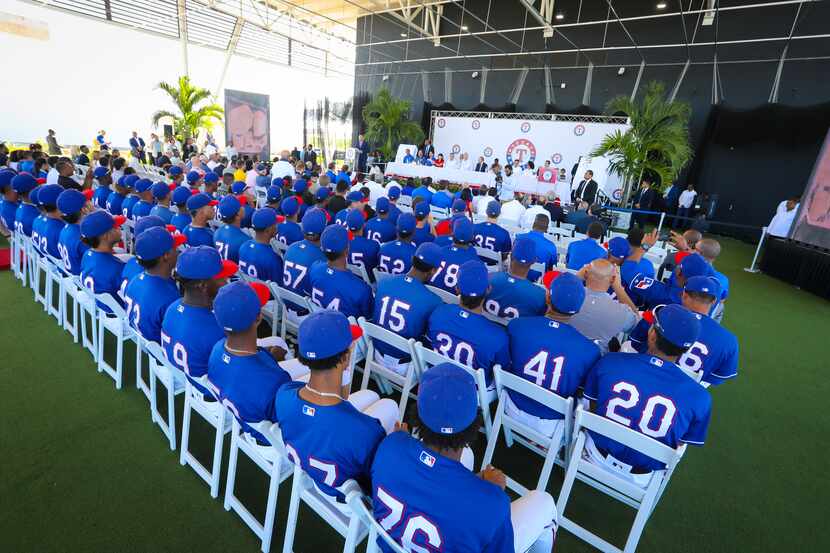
[471,119,480,130]
[551,152,562,164]
[483,146,493,157]
[505,138,537,165]
[574,124,586,136]
[451,144,461,154]
[419,451,436,467]
[613,188,623,201]
[634,276,654,290]
[437,118,446,128]
[520,122,531,133]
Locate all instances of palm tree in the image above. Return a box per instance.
[591,80,692,204]
[362,88,424,159]
[151,76,224,143]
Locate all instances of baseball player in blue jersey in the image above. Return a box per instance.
[506,273,601,437]
[282,208,328,318]
[229,181,254,228]
[277,196,304,246]
[434,200,469,247]
[385,185,403,225]
[606,236,631,266]
[371,242,444,374]
[364,197,397,245]
[412,200,435,245]
[31,184,66,259]
[119,216,168,297]
[473,201,512,265]
[120,175,140,219]
[583,304,712,477]
[186,170,203,191]
[628,252,711,310]
[204,172,221,197]
[277,311,398,499]
[168,166,184,187]
[56,189,92,275]
[371,363,557,553]
[309,224,374,318]
[29,187,47,253]
[0,170,19,233]
[80,210,127,310]
[345,208,380,277]
[169,186,193,231]
[183,193,217,248]
[207,281,305,443]
[213,195,249,262]
[377,213,417,275]
[131,179,155,218]
[124,227,185,342]
[265,184,283,210]
[485,236,546,320]
[566,221,606,270]
[12,174,39,237]
[161,246,237,395]
[619,228,657,289]
[91,167,112,209]
[105,176,129,217]
[629,276,739,387]
[428,260,511,382]
[238,208,284,282]
[516,213,557,281]
[148,182,174,223]
[429,218,479,293]
[334,190,365,226]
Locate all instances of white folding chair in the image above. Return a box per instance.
[348,263,372,286]
[556,406,687,553]
[44,254,64,324]
[343,486,409,553]
[95,293,138,389]
[413,343,496,440]
[424,284,459,305]
[396,195,412,209]
[271,239,288,256]
[179,375,232,499]
[481,368,574,495]
[372,268,394,284]
[32,246,50,311]
[11,230,27,284]
[356,318,420,418]
[59,273,82,343]
[76,277,99,360]
[222,416,293,553]
[255,186,268,208]
[475,246,503,272]
[430,206,450,221]
[273,286,313,341]
[281,467,368,553]
[144,341,187,450]
[559,222,576,235]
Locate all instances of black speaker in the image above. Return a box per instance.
[163,125,173,139]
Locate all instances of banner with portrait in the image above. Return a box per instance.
[790,128,830,249]
[225,89,270,160]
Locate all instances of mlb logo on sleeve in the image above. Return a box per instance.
[302,404,316,417]
[419,450,436,468]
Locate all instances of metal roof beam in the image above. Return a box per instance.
[517,0,555,38]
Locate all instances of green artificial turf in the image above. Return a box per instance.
[1,238,828,552]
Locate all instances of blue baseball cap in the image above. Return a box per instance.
[457,260,488,296]
[298,310,362,360]
[321,224,349,254]
[134,215,166,237]
[252,208,278,230]
[231,181,246,194]
[57,189,88,216]
[0,170,14,191]
[608,237,631,259]
[452,217,474,243]
[414,201,430,217]
[376,197,390,214]
[171,186,192,205]
[512,236,536,264]
[684,275,721,299]
[204,172,219,184]
[346,190,363,203]
[213,280,270,332]
[135,178,153,193]
[653,304,701,348]
[549,272,586,315]
[218,195,242,219]
[486,201,501,217]
[186,170,202,184]
[415,242,442,268]
[301,208,327,236]
[168,166,183,177]
[256,162,267,172]
[316,186,331,201]
[135,226,186,260]
[176,246,237,280]
[12,173,37,194]
[346,208,365,231]
[93,166,110,179]
[80,210,126,238]
[417,363,478,435]
[267,185,282,203]
[679,253,711,279]
[293,179,308,195]
[186,192,218,211]
[124,174,140,189]
[281,196,299,216]
[152,182,172,199]
[37,184,63,206]
[30,186,41,205]
[387,186,401,199]
[397,213,416,235]
[452,199,467,213]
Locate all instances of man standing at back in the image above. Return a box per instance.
[572,170,598,205]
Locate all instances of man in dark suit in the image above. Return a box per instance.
[474,156,488,172]
[304,144,317,170]
[632,177,657,228]
[129,131,146,163]
[572,170,598,205]
[421,139,435,158]
[356,133,370,173]
[291,146,301,161]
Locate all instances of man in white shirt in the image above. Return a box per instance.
[271,150,294,179]
[460,152,472,171]
[225,141,238,160]
[499,194,526,225]
[677,184,697,222]
[520,200,549,230]
[449,152,462,170]
[768,196,800,238]
[206,153,220,171]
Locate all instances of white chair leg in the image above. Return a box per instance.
[115,332,124,390]
[260,458,282,553]
[179,394,192,466]
[149,363,158,424]
[366,528,380,553]
[281,469,304,553]
[342,515,363,553]
[224,429,240,511]
[209,417,226,499]
[167,383,177,450]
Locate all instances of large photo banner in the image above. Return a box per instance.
[225,88,270,160]
[790,128,830,249]
[431,113,629,201]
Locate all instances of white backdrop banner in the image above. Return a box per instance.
[431,113,630,202]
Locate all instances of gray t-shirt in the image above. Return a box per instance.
[569,288,639,353]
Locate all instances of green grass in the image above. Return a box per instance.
[1,239,829,552]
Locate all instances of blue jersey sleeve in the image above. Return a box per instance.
[681,394,712,446]
[709,336,739,384]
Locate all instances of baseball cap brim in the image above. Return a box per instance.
[82,189,94,200]
[208,200,219,206]
[543,270,562,289]
[214,260,238,279]
[249,282,270,306]
[113,215,127,228]
[350,324,363,341]
[172,234,187,248]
